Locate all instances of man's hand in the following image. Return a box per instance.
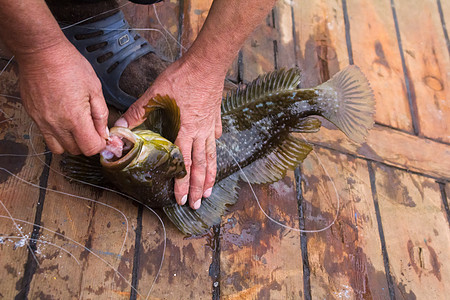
[18,41,109,156]
[115,55,224,210]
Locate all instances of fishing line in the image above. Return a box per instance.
[60,1,131,30]
[217,138,340,233]
[0,199,41,267]
[27,123,166,298]
[0,56,14,77]
[0,215,143,297]
[3,235,81,266]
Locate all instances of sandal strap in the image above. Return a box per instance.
[63,11,155,110]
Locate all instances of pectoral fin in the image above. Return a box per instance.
[60,154,106,185]
[241,134,313,184]
[163,175,240,236]
[143,95,180,143]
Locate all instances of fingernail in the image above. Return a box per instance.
[114,117,128,128]
[203,188,212,198]
[105,127,110,139]
[180,195,187,205]
[193,199,201,210]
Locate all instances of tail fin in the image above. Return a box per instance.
[316,65,375,143]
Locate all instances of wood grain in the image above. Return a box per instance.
[301,147,390,299]
[26,156,139,299]
[220,172,303,299]
[123,1,182,61]
[395,0,450,143]
[180,0,213,51]
[301,122,450,181]
[346,0,413,132]
[134,212,215,299]
[373,162,450,299]
[292,0,349,88]
[273,0,296,69]
[0,63,47,299]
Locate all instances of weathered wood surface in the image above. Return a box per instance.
[293,0,349,88]
[394,0,450,143]
[1,0,450,299]
[300,147,390,299]
[346,0,413,132]
[302,122,450,181]
[0,63,48,299]
[372,162,450,299]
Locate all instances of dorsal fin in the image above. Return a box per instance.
[163,175,239,236]
[143,94,180,143]
[222,68,302,114]
[240,134,313,184]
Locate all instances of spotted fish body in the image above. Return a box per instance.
[63,66,374,236]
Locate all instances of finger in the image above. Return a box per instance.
[174,136,192,206]
[90,93,109,139]
[72,115,106,156]
[51,129,82,155]
[189,137,207,210]
[215,110,222,139]
[117,96,148,129]
[203,133,217,198]
[42,133,65,154]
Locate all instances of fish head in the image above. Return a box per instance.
[100,126,186,178]
[100,127,186,206]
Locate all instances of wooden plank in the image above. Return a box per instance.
[293,0,349,88]
[219,6,304,299]
[302,122,450,181]
[395,0,450,143]
[441,0,450,40]
[373,162,450,298]
[180,0,213,51]
[136,213,215,299]
[346,0,413,132]
[300,147,390,299]
[123,1,181,61]
[220,172,304,299]
[273,0,297,69]
[26,156,139,299]
[0,63,47,298]
[241,13,276,81]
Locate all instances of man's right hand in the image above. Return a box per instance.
[17,41,109,156]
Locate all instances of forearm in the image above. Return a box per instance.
[185,0,278,75]
[0,0,67,60]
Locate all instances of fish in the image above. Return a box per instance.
[62,65,375,236]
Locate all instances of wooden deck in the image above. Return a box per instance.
[1,0,449,299]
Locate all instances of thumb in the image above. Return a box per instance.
[90,93,109,139]
[114,97,148,129]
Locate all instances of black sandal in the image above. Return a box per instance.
[63,11,156,111]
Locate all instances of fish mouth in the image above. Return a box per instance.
[100,127,141,169]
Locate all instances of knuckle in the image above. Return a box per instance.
[82,143,104,156]
[183,157,193,169]
[207,150,217,161]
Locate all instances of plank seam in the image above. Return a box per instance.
[309,142,449,182]
[390,0,420,136]
[367,161,396,300]
[437,182,450,227]
[209,225,221,300]
[290,3,299,67]
[341,0,354,65]
[295,168,312,300]
[436,0,450,58]
[15,151,52,299]
[177,0,184,59]
[130,204,143,300]
[374,122,450,146]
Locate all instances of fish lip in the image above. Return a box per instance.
[100,127,141,169]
